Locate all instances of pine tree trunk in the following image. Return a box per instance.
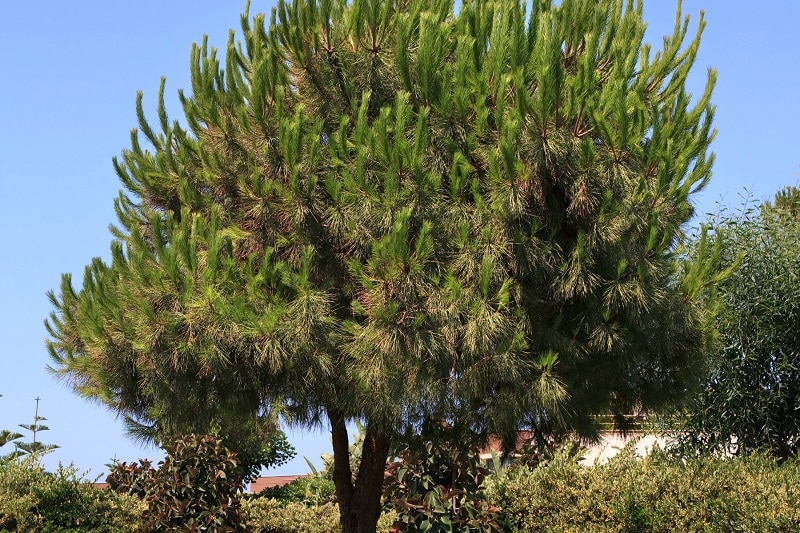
[330,411,391,533]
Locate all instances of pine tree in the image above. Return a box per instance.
[47,0,716,531]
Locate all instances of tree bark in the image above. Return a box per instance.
[330,410,356,531]
[329,410,391,533]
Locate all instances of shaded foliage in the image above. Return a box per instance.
[678,187,800,460]
[106,458,155,500]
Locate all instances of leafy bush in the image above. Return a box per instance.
[142,434,246,532]
[385,428,501,532]
[679,188,800,461]
[489,444,800,531]
[241,498,340,533]
[0,457,143,532]
[106,459,155,499]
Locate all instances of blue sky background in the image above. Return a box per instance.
[1,0,798,479]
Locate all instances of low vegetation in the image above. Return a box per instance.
[492,445,800,532]
[4,438,800,531]
[0,457,143,532]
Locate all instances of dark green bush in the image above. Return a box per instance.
[105,459,155,499]
[488,444,800,532]
[142,434,246,532]
[384,428,501,532]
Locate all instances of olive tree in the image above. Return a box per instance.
[679,187,800,461]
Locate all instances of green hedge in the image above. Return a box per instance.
[488,446,800,532]
[0,459,143,532]
[240,498,396,533]
[6,449,800,532]
[241,499,340,533]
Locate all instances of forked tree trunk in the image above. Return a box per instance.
[329,411,391,533]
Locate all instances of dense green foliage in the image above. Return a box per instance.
[384,427,500,532]
[5,448,800,532]
[241,499,341,533]
[678,186,800,460]
[0,458,143,532]
[106,459,155,500]
[235,428,296,483]
[108,435,250,532]
[46,0,716,529]
[489,446,800,531]
[138,434,247,532]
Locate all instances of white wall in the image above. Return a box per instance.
[579,432,669,466]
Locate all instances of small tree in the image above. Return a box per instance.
[679,187,800,461]
[106,458,156,500]
[15,397,58,459]
[47,0,717,531]
[107,436,249,532]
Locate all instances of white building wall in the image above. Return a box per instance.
[579,432,669,465]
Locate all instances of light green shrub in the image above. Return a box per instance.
[241,498,339,533]
[0,458,144,532]
[241,498,397,533]
[488,446,800,532]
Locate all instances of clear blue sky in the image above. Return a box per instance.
[1,0,798,479]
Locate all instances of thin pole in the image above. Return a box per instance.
[33,396,40,446]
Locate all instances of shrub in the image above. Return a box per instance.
[241,498,397,533]
[384,428,501,532]
[142,434,247,532]
[489,444,800,532]
[106,459,155,499]
[0,457,143,532]
[241,498,340,533]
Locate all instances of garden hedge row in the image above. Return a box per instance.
[0,459,143,532]
[4,449,800,532]
[489,446,800,532]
